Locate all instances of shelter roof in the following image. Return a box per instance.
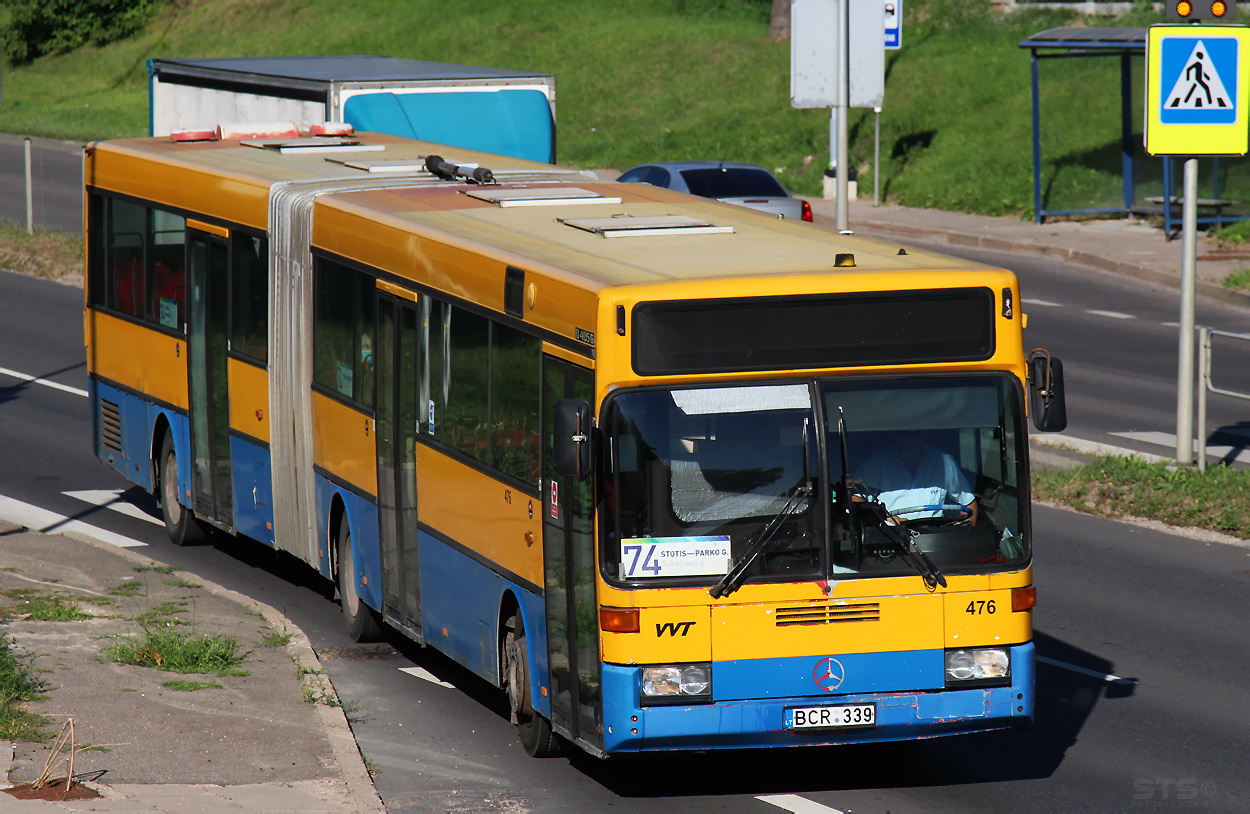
[1018,26,1147,52]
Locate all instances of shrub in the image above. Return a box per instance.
[1,0,171,65]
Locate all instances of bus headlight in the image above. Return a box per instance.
[945,647,1010,687]
[641,664,712,705]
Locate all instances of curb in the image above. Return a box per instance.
[828,212,1250,310]
[2,524,384,813]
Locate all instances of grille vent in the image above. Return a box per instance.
[101,399,122,452]
[775,602,880,627]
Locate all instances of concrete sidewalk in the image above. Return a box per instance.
[0,524,383,813]
[807,195,1250,310]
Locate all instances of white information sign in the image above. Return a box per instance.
[791,0,886,108]
[620,536,732,579]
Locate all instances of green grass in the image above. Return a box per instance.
[102,627,250,676]
[161,679,223,691]
[1222,266,1250,290]
[0,0,1199,216]
[129,600,190,627]
[0,633,50,741]
[261,628,293,648]
[0,222,82,280]
[1,589,91,622]
[133,565,178,574]
[1033,455,1250,538]
[164,578,201,589]
[107,580,145,597]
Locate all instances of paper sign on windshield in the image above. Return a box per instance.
[620,536,732,579]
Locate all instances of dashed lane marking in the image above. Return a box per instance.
[0,366,88,398]
[399,666,455,688]
[1037,655,1136,685]
[0,494,147,548]
[757,795,845,814]
[1022,298,1062,307]
[1085,309,1135,319]
[63,489,164,527]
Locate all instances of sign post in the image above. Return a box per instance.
[1145,24,1250,467]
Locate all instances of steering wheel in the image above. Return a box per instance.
[888,503,973,527]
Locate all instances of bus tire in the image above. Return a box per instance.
[504,615,559,757]
[337,520,382,642]
[158,434,205,546]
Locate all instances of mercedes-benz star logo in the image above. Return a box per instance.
[813,657,846,691]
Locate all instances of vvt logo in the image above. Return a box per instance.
[655,621,696,637]
[813,657,846,691]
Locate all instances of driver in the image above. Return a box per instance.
[856,430,978,524]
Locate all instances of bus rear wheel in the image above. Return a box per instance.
[158,434,204,546]
[337,520,382,642]
[504,614,558,757]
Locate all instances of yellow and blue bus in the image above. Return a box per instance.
[84,124,1066,757]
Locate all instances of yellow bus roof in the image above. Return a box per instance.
[88,131,1003,294]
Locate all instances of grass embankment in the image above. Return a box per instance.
[0,0,1201,216]
[0,223,81,282]
[1034,456,1250,539]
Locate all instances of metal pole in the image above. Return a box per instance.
[835,0,849,231]
[874,106,881,207]
[24,137,33,235]
[1197,326,1209,473]
[1031,50,1043,224]
[1176,157,1199,467]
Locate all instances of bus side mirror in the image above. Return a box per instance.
[553,399,593,479]
[1029,352,1067,432]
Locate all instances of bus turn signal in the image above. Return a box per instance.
[1012,585,1037,612]
[600,607,640,633]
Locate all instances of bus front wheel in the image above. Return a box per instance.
[158,434,204,546]
[504,614,558,757]
[337,520,382,642]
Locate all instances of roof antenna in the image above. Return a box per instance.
[424,154,495,184]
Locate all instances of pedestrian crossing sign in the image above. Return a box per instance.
[1146,24,1250,156]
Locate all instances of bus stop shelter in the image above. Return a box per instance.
[1020,26,1245,233]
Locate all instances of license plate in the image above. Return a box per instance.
[784,703,877,730]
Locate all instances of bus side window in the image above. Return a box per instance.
[491,322,540,483]
[149,209,186,330]
[108,198,146,319]
[314,259,374,407]
[230,234,268,362]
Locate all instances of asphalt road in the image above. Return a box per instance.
[1,184,1249,811]
[0,133,85,233]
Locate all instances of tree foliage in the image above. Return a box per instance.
[1,0,170,65]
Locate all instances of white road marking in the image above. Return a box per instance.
[1085,309,1135,320]
[1110,431,1250,465]
[1022,298,1062,307]
[63,489,164,527]
[399,666,455,688]
[0,494,146,548]
[1161,321,1180,327]
[0,366,88,398]
[1037,655,1136,685]
[757,795,845,814]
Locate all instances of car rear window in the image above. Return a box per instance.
[679,167,788,198]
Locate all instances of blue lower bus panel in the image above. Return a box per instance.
[601,642,1034,753]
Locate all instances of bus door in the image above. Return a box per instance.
[376,293,422,633]
[542,357,599,745]
[187,230,233,531]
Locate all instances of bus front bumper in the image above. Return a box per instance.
[600,642,1034,753]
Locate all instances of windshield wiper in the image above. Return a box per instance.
[855,500,948,590]
[710,418,813,600]
[709,483,811,599]
[836,407,946,591]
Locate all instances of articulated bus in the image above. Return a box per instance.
[83,124,1067,757]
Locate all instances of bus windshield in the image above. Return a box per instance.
[602,376,1028,588]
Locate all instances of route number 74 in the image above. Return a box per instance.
[622,544,662,577]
